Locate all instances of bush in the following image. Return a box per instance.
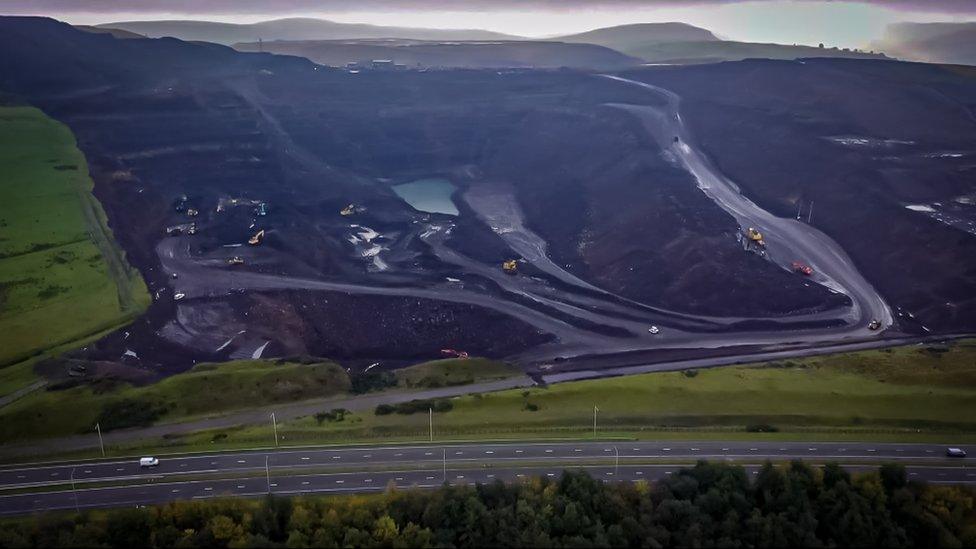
[374,399,453,416]
[350,371,397,394]
[523,402,540,412]
[95,398,167,431]
[745,423,779,433]
[682,369,699,378]
[314,408,349,424]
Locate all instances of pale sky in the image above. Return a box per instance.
[3,0,975,48]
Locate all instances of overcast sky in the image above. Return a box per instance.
[2,0,974,47]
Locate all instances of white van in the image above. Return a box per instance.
[139,457,160,467]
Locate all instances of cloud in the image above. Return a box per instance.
[2,0,976,16]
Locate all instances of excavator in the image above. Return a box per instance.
[502,259,518,274]
[746,227,765,247]
[227,256,245,266]
[248,229,264,246]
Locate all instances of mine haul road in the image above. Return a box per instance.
[0,440,972,515]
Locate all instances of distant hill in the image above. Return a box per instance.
[627,40,889,65]
[557,22,718,52]
[234,39,641,70]
[75,25,145,40]
[0,16,313,94]
[558,23,885,64]
[98,17,521,45]
[873,22,976,65]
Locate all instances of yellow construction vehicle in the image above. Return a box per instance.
[227,256,245,266]
[248,229,265,246]
[340,204,356,216]
[502,259,518,274]
[746,227,765,247]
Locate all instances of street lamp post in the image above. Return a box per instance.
[613,446,619,477]
[265,455,271,494]
[593,406,599,437]
[428,408,433,442]
[70,467,79,513]
[271,412,279,448]
[95,423,105,457]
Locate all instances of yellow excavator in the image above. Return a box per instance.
[746,227,765,247]
[502,259,518,274]
[248,229,265,246]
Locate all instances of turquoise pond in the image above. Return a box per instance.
[391,178,459,216]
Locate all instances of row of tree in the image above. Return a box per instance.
[1,460,974,548]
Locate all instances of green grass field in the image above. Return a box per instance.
[0,106,149,377]
[395,357,521,388]
[0,357,520,441]
[9,340,975,461]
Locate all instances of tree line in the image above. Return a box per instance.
[1,460,974,548]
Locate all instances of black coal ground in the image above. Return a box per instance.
[3,19,970,379]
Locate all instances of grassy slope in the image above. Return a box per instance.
[0,106,149,377]
[22,341,974,461]
[0,357,519,441]
[395,358,521,388]
[122,340,976,455]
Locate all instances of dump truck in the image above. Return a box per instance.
[248,229,265,246]
[227,256,245,266]
[440,349,470,359]
[792,261,813,276]
[502,259,518,274]
[746,227,765,246]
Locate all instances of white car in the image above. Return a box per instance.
[946,448,967,458]
[648,326,660,335]
[139,457,160,468]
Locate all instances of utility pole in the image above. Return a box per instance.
[70,467,79,513]
[95,423,105,457]
[593,406,599,437]
[808,201,814,224]
[428,408,433,442]
[442,448,447,483]
[265,455,271,494]
[271,412,279,448]
[613,446,619,477]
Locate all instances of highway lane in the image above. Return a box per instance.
[3,462,975,516]
[1,441,970,491]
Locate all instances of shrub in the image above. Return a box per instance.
[351,371,397,394]
[96,398,167,431]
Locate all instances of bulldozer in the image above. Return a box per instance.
[227,256,245,266]
[248,229,265,246]
[502,259,518,274]
[745,227,765,247]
